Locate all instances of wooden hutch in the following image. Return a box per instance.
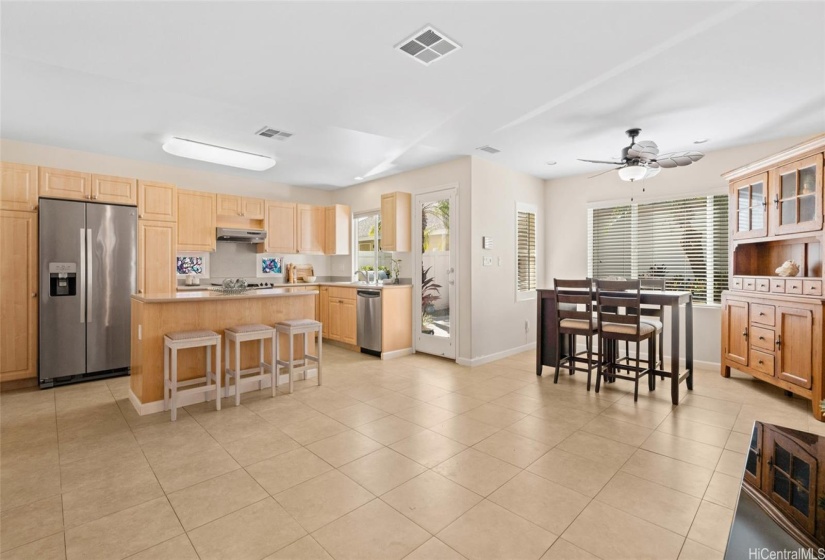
[721,134,825,421]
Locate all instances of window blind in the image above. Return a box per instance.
[517,210,536,292]
[589,195,729,304]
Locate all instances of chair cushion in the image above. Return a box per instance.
[601,322,656,336]
[639,318,664,331]
[560,318,596,330]
[226,323,273,334]
[276,319,322,328]
[165,330,219,341]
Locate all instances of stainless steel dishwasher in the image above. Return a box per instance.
[356,289,382,355]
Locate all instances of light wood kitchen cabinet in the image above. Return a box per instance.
[297,204,325,254]
[177,190,216,252]
[776,306,814,389]
[326,287,357,345]
[263,201,297,253]
[90,174,137,205]
[1,162,38,211]
[325,204,351,255]
[380,192,411,252]
[319,286,329,338]
[242,198,265,220]
[138,180,176,221]
[216,195,265,219]
[0,210,38,382]
[138,220,177,294]
[39,167,91,201]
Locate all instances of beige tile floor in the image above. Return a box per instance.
[1,345,823,560]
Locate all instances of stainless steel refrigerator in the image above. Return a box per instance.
[39,198,137,387]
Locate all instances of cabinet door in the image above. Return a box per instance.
[380,194,397,251]
[138,181,176,222]
[380,192,411,252]
[0,211,38,381]
[177,190,216,252]
[776,306,813,389]
[297,204,325,254]
[722,299,749,366]
[264,202,296,253]
[743,422,763,490]
[1,162,38,211]
[325,204,351,255]
[731,173,768,239]
[242,198,265,220]
[319,287,329,338]
[341,298,357,345]
[216,194,242,217]
[327,299,342,341]
[772,153,823,236]
[763,427,818,535]
[91,174,137,205]
[39,167,90,201]
[138,220,177,294]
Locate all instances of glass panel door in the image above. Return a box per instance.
[773,154,823,235]
[415,188,457,359]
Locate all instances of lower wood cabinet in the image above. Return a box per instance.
[0,210,38,382]
[319,287,329,338]
[722,292,822,420]
[326,287,357,345]
[138,220,177,294]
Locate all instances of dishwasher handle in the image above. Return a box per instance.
[357,290,381,298]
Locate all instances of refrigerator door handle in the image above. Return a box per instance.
[86,228,93,323]
[79,228,86,323]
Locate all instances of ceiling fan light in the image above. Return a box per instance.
[618,165,647,182]
[162,137,276,171]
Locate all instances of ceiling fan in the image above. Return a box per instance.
[579,128,704,182]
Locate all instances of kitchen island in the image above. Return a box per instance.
[129,287,317,414]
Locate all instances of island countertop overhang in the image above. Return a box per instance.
[131,287,319,303]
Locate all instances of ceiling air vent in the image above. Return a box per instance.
[396,26,460,66]
[476,145,501,154]
[255,126,294,140]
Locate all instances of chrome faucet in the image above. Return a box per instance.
[354,270,369,283]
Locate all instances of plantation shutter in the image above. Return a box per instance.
[589,195,729,303]
[517,210,536,292]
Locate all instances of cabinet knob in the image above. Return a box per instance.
[138,289,143,294]
[758,336,765,341]
[758,360,764,365]
[31,292,37,298]
[742,328,748,339]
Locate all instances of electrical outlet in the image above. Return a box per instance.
[483,256,493,266]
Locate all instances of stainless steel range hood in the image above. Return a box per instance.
[216,227,267,243]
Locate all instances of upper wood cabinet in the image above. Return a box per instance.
[217,194,265,220]
[0,210,38,381]
[39,167,91,201]
[325,204,351,255]
[177,190,216,252]
[263,201,297,254]
[381,192,411,252]
[731,173,768,240]
[771,153,823,236]
[91,174,137,205]
[1,163,38,211]
[138,180,177,222]
[297,204,325,254]
[138,220,177,294]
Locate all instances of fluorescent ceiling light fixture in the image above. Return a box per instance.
[162,137,275,171]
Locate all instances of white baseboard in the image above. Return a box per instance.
[381,348,413,360]
[456,342,536,367]
[128,367,318,416]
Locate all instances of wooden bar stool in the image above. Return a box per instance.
[224,324,276,405]
[164,330,221,421]
[274,319,322,394]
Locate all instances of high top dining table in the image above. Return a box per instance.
[536,288,694,404]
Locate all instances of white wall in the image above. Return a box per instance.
[470,157,545,362]
[544,134,810,365]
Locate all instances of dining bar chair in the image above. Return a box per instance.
[595,279,656,401]
[553,279,599,390]
[620,277,665,374]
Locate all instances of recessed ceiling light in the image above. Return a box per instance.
[354,176,364,181]
[693,138,709,144]
[546,161,557,166]
[162,137,275,171]
[396,26,461,66]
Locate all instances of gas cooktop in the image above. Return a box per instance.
[210,280,277,289]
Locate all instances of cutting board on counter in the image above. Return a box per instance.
[295,264,314,282]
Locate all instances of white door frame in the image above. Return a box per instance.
[413,185,459,359]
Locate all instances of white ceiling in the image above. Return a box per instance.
[2,1,824,189]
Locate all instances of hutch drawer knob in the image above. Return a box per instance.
[31,292,37,298]
[759,312,765,316]
[758,360,764,365]
[742,328,748,339]
[758,336,765,341]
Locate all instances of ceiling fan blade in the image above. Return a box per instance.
[588,165,626,179]
[578,158,625,165]
[643,166,662,179]
[628,141,659,160]
[655,151,704,168]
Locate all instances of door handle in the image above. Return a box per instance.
[742,327,748,340]
[79,228,86,323]
[776,335,781,350]
[773,194,779,209]
[86,228,93,323]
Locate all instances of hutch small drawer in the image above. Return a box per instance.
[732,277,743,290]
[756,278,770,292]
[751,303,776,326]
[750,349,775,376]
[803,279,822,296]
[770,279,786,293]
[785,279,803,294]
[744,278,756,291]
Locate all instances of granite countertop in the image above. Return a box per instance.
[176,282,412,292]
[133,287,319,303]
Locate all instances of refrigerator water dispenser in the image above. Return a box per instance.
[48,262,77,297]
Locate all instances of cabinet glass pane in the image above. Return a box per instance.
[799,195,815,223]
[752,206,764,230]
[738,210,748,231]
[750,429,758,449]
[751,182,763,199]
[781,200,796,225]
[791,485,809,516]
[781,172,797,199]
[775,444,791,472]
[773,471,790,500]
[738,187,749,210]
[799,166,816,195]
[746,449,758,475]
[791,458,810,487]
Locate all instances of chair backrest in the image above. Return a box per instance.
[596,279,642,331]
[638,277,666,317]
[554,279,593,325]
